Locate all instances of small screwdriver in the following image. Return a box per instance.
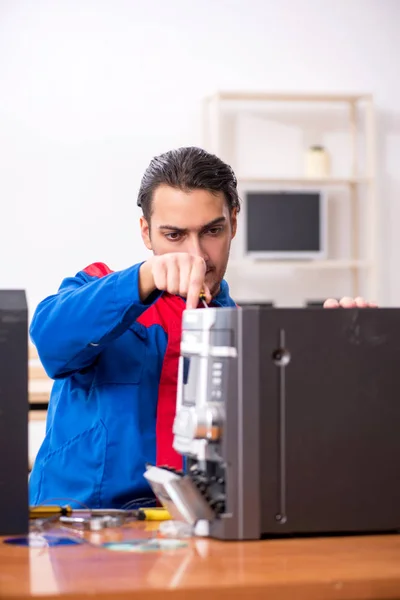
[30,505,172,522]
[199,290,208,309]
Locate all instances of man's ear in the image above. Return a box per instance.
[140,216,152,251]
[230,208,238,239]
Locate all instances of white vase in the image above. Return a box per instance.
[305,146,330,178]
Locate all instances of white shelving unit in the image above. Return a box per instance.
[203,91,378,302]
[239,177,372,185]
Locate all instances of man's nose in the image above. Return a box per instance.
[186,235,208,262]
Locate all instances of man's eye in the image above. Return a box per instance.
[165,232,182,241]
[207,227,223,236]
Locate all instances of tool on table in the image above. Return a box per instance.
[30,505,73,519]
[136,507,171,521]
[30,506,135,519]
[60,515,125,530]
[30,505,172,529]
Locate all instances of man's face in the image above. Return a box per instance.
[140,185,237,297]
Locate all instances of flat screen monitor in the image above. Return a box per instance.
[245,190,327,259]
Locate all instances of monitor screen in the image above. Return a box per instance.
[245,191,325,258]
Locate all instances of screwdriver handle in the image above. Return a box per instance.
[29,505,73,519]
[137,507,172,521]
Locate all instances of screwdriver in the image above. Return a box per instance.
[30,505,172,521]
[199,290,208,309]
[30,505,73,519]
[136,507,171,521]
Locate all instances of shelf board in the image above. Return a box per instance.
[238,177,372,186]
[228,259,372,271]
[211,91,372,103]
[29,410,48,422]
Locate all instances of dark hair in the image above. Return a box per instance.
[137,146,240,221]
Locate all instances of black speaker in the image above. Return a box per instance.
[0,290,28,535]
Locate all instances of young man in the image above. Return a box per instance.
[29,147,239,508]
[29,145,375,508]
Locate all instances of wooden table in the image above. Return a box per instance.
[1,522,400,600]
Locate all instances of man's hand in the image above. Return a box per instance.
[323,296,378,308]
[139,253,211,310]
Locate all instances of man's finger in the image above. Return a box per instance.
[203,284,212,305]
[166,256,180,295]
[186,282,202,310]
[152,260,167,292]
[339,296,357,308]
[186,259,206,310]
[354,296,367,308]
[323,298,340,308]
[178,256,191,298]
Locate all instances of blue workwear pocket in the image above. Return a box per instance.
[31,421,107,508]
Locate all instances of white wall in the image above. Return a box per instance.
[1,0,400,314]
